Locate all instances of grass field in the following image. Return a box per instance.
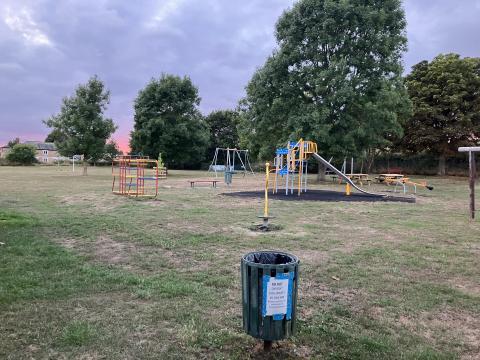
[0,166,479,359]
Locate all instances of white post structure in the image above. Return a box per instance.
[72,155,81,173]
[458,147,479,219]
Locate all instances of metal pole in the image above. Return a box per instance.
[264,162,270,218]
[236,150,247,176]
[290,143,295,194]
[298,142,303,196]
[470,151,476,219]
[285,147,289,195]
[304,160,308,192]
[226,149,230,172]
[274,154,279,194]
[245,150,255,175]
[155,160,159,197]
[351,157,354,175]
[212,148,218,178]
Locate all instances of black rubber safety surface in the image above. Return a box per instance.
[224,189,416,203]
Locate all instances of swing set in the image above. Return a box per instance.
[209,148,255,184]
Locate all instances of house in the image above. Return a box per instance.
[0,141,60,164]
[0,145,10,159]
[24,141,59,164]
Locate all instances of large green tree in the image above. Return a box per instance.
[205,110,240,160]
[402,54,480,175]
[103,140,122,161]
[240,0,411,176]
[130,74,209,169]
[6,144,37,165]
[44,76,117,175]
[45,128,66,144]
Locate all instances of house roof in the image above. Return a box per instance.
[24,141,57,151]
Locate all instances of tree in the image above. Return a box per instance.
[45,129,66,144]
[103,140,122,161]
[44,76,117,175]
[6,144,37,165]
[130,74,209,169]
[239,0,411,179]
[7,138,20,148]
[402,54,480,175]
[205,110,240,159]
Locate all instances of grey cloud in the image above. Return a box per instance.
[0,0,479,147]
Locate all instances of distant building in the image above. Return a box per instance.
[0,141,59,164]
[25,141,60,164]
[0,145,10,159]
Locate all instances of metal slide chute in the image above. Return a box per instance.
[311,152,386,197]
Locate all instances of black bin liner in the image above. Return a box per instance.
[244,252,296,265]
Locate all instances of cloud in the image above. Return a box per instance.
[0,62,24,73]
[149,0,187,25]
[0,0,479,151]
[403,0,480,71]
[3,6,52,47]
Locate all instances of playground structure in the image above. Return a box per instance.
[270,139,381,197]
[376,174,434,194]
[272,140,317,195]
[209,147,255,185]
[258,139,384,230]
[112,155,166,198]
[269,139,433,196]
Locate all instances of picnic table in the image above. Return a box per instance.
[332,173,372,186]
[188,180,220,188]
[348,174,372,186]
[376,174,405,183]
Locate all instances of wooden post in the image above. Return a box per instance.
[469,151,476,219]
[459,147,479,220]
[264,340,272,352]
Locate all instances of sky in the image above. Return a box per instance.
[0,0,479,153]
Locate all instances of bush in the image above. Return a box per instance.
[6,144,38,165]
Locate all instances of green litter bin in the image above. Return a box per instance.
[241,251,299,345]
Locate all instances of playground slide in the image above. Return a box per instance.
[311,152,386,197]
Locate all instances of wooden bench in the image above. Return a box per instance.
[189,180,220,188]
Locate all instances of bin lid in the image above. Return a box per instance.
[243,251,298,266]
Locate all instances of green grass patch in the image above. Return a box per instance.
[61,321,98,347]
[0,167,478,359]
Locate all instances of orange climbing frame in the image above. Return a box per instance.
[112,155,166,198]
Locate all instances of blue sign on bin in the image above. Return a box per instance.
[262,272,294,320]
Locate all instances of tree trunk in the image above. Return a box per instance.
[438,155,446,176]
[83,161,88,176]
[366,149,376,174]
[317,162,326,182]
